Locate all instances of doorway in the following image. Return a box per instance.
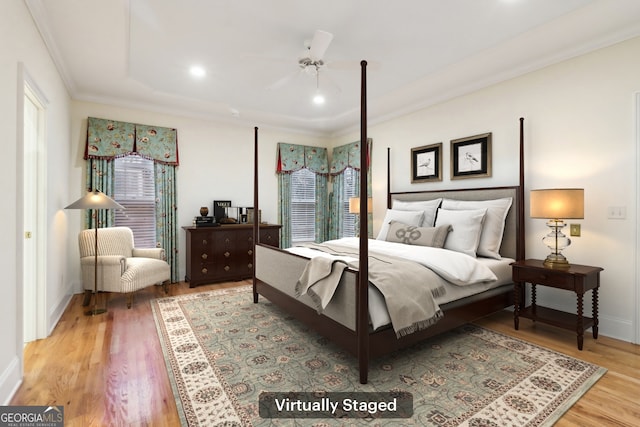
[21,65,47,343]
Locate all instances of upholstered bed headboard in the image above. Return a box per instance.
[389,186,523,260]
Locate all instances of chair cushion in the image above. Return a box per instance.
[120,257,170,293]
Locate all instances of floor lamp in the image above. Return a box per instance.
[66,190,124,316]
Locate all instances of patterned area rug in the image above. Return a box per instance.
[151,286,606,426]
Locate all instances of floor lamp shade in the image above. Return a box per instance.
[65,190,124,210]
[530,188,584,268]
[65,190,124,315]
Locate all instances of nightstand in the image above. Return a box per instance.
[511,259,603,350]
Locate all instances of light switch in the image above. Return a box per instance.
[607,206,626,219]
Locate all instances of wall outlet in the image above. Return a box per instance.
[569,224,581,237]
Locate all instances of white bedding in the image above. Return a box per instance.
[287,238,513,330]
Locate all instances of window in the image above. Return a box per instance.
[342,167,358,238]
[114,155,156,247]
[290,168,316,243]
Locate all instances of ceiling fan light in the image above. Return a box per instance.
[189,65,206,78]
[313,92,325,105]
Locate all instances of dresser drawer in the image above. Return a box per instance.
[513,266,574,290]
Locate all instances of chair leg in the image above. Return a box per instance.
[82,290,92,307]
[126,293,134,309]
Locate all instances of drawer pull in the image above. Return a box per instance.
[201,253,208,260]
[225,238,230,244]
[248,236,253,242]
[224,265,230,272]
[224,251,230,258]
[247,249,253,255]
[265,235,272,241]
[248,263,253,269]
[201,267,208,274]
[202,239,208,245]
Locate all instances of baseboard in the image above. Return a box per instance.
[598,314,634,343]
[48,292,73,336]
[0,355,22,405]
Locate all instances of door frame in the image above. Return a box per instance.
[18,63,48,343]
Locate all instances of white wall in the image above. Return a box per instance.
[0,0,73,403]
[68,103,329,287]
[336,36,640,343]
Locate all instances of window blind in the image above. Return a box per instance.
[114,156,156,247]
[342,167,357,238]
[290,168,316,243]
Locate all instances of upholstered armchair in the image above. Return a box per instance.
[78,226,171,308]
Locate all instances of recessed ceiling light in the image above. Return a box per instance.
[189,65,206,78]
[313,92,325,105]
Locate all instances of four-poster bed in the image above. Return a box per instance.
[252,61,526,384]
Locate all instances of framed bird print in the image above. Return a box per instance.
[451,133,492,179]
[411,143,442,183]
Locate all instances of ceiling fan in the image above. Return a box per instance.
[267,30,340,97]
[298,30,334,73]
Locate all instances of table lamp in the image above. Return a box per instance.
[530,188,584,269]
[348,197,373,214]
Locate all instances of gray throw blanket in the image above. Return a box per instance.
[295,242,445,338]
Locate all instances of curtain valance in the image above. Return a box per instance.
[85,117,179,165]
[329,139,371,175]
[276,143,329,174]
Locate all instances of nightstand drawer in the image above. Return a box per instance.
[513,267,574,289]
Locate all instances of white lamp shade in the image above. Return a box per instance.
[530,188,584,219]
[349,197,373,214]
[65,190,124,210]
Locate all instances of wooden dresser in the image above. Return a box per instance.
[183,224,281,287]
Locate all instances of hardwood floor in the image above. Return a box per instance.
[11,281,640,426]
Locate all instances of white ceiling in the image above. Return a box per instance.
[26,0,640,136]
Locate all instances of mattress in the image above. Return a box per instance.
[286,242,513,330]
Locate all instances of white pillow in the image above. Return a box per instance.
[435,208,487,257]
[441,197,512,259]
[391,198,442,227]
[376,209,424,240]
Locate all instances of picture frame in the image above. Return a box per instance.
[450,132,492,179]
[411,143,442,183]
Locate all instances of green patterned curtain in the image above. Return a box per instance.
[83,159,117,229]
[155,163,179,282]
[276,143,329,247]
[86,117,179,165]
[329,174,345,239]
[329,139,373,239]
[277,173,292,248]
[315,174,329,242]
[136,124,179,165]
[83,117,180,281]
[277,143,328,174]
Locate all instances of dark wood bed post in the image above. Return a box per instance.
[386,147,391,209]
[357,60,370,384]
[253,126,260,303]
[517,117,525,262]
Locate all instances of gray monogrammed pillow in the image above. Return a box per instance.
[385,221,452,248]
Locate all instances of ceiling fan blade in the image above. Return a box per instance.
[266,69,303,91]
[308,30,333,61]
